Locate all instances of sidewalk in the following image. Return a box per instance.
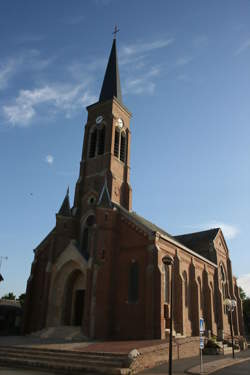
[141,348,250,375]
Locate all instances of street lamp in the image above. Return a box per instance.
[162,254,174,375]
[224,298,237,358]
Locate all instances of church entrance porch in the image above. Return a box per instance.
[62,271,85,327]
[46,254,87,330]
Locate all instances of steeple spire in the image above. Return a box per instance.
[58,187,71,216]
[99,37,122,104]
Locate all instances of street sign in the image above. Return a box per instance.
[200,317,205,333]
[200,336,204,349]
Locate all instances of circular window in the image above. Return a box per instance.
[88,196,96,205]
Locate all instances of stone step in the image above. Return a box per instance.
[0,346,126,360]
[0,351,124,367]
[31,326,88,341]
[0,354,130,374]
[0,346,130,374]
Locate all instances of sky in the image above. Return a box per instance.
[0,0,250,298]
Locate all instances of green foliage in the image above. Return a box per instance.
[18,293,26,308]
[2,292,16,300]
[239,287,247,301]
[243,297,250,335]
[205,339,220,349]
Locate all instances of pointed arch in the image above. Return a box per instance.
[80,214,96,260]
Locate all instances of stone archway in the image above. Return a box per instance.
[62,270,86,326]
[46,257,87,327]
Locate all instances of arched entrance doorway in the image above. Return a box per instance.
[62,270,86,326]
[46,256,87,328]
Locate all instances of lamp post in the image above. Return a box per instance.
[162,254,174,375]
[224,298,237,358]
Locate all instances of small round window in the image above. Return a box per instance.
[88,195,96,205]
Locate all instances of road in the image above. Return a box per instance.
[0,369,55,375]
[214,358,250,374]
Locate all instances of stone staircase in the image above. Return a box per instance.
[0,345,131,374]
[217,341,240,355]
[30,326,88,341]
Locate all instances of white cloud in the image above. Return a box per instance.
[3,83,97,126]
[120,38,174,59]
[203,221,239,240]
[237,274,250,297]
[235,38,250,55]
[0,59,18,90]
[176,57,193,66]
[45,155,54,165]
[124,66,160,95]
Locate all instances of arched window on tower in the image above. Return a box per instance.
[98,126,106,155]
[81,215,95,260]
[89,128,97,158]
[120,132,126,162]
[128,260,139,303]
[114,128,120,157]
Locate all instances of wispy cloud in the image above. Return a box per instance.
[237,273,250,297]
[14,34,44,44]
[182,221,239,241]
[45,154,54,165]
[0,59,18,90]
[204,222,239,240]
[120,38,174,63]
[235,38,250,55]
[3,83,97,126]
[124,66,161,95]
[176,57,193,66]
[0,50,54,91]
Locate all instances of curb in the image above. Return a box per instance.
[186,356,250,374]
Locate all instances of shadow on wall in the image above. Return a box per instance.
[0,300,22,335]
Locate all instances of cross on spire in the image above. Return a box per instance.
[112,25,120,39]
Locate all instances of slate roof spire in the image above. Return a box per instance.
[99,37,122,104]
[58,187,71,216]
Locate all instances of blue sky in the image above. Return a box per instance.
[0,0,250,297]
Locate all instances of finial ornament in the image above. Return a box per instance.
[112,25,120,39]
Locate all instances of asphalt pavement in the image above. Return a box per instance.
[213,359,250,374]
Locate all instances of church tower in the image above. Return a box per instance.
[74,38,132,214]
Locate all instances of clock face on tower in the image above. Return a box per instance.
[96,115,103,124]
[117,118,123,129]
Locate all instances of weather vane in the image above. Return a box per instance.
[112,25,120,39]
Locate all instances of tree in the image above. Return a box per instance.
[2,292,16,300]
[18,293,26,308]
[240,287,250,336]
[239,286,247,301]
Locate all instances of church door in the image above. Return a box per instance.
[74,289,85,326]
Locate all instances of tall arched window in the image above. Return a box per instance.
[120,132,126,162]
[198,277,203,314]
[81,215,95,260]
[97,126,106,155]
[183,271,188,307]
[128,260,139,303]
[88,125,106,158]
[113,128,127,162]
[220,264,227,313]
[114,128,120,157]
[89,129,97,158]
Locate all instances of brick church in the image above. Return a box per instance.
[23,37,244,342]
